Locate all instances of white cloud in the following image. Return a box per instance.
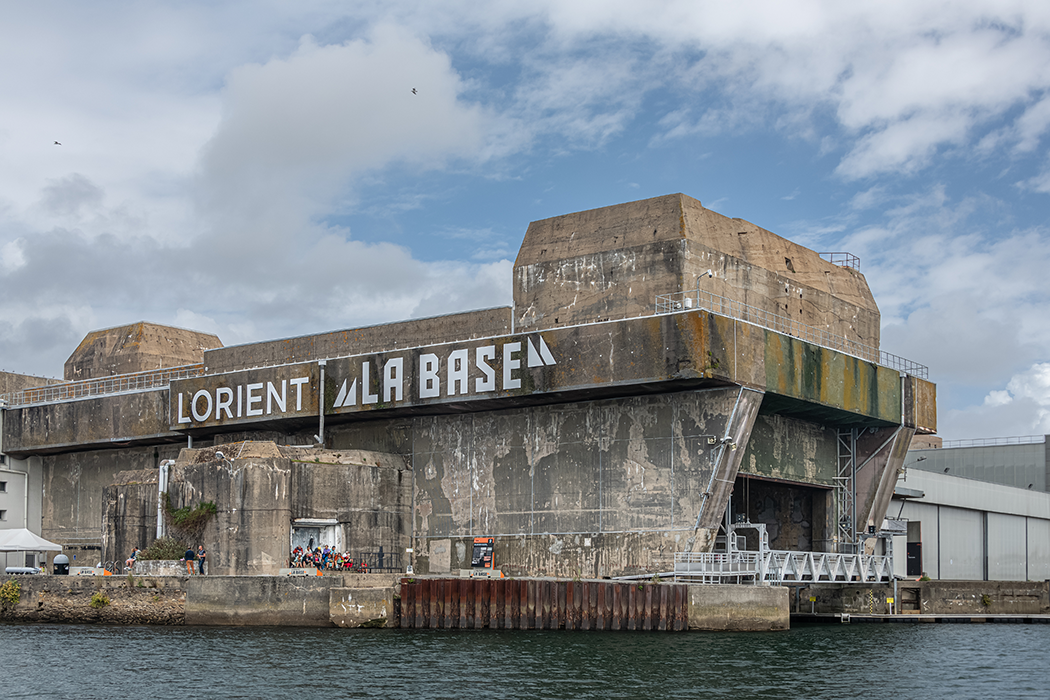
[0,17,517,376]
[942,362,1050,439]
[0,0,1049,450]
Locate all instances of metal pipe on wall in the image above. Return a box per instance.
[157,460,173,539]
[318,360,326,445]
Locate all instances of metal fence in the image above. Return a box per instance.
[941,435,1046,448]
[655,289,928,379]
[357,550,403,572]
[0,364,205,408]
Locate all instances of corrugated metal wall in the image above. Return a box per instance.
[895,469,1050,581]
[1028,518,1050,580]
[906,440,1046,491]
[987,512,1027,580]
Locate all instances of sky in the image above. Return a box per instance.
[1,1,1049,441]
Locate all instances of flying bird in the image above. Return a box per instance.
[54,141,61,145]
[412,88,417,94]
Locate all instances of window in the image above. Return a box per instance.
[0,510,6,521]
[0,481,6,493]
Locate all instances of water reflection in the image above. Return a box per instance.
[3,623,1047,699]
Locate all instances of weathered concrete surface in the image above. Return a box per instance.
[905,374,937,434]
[858,425,916,538]
[102,442,410,575]
[4,390,174,456]
[65,321,222,381]
[4,309,934,456]
[913,580,1050,615]
[104,468,168,567]
[0,574,185,624]
[797,581,1050,615]
[0,370,60,395]
[514,193,880,349]
[687,583,789,630]
[740,413,837,486]
[426,533,689,580]
[203,307,512,374]
[290,448,411,557]
[42,444,180,563]
[408,387,758,577]
[330,586,397,627]
[184,575,348,626]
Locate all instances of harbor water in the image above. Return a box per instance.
[2,622,1047,699]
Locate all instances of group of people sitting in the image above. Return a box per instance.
[290,545,369,572]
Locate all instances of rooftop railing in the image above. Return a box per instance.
[819,252,860,270]
[654,288,928,379]
[1,286,928,409]
[940,435,1045,449]
[0,364,205,408]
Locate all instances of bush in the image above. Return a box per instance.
[140,536,187,561]
[0,579,21,608]
[89,591,110,609]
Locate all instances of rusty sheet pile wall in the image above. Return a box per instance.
[399,577,689,631]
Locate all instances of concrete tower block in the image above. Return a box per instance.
[514,193,881,349]
[64,321,223,381]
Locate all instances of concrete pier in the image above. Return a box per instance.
[793,612,1050,624]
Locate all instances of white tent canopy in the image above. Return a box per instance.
[0,528,63,552]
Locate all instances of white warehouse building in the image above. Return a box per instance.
[894,436,1050,581]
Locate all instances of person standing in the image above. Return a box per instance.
[182,546,196,575]
[197,545,207,575]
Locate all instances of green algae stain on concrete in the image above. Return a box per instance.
[762,331,902,423]
[740,414,838,486]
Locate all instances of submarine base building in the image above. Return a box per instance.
[0,194,936,578]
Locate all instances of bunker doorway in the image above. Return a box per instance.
[291,519,343,553]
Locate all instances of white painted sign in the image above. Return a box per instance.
[170,334,559,429]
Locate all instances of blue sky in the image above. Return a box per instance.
[2,1,1049,440]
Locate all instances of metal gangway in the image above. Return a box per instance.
[670,522,893,585]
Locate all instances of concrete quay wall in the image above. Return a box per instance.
[0,574,185,624]
[689,584,789,631]
[184,573,398,626]
[1,574,788,631]
[794,580,1050,616]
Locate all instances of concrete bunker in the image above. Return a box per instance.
[2,193,936,579]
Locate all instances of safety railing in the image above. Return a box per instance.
[671,549,893,585]
[941,435,1045,448]
[655,289,928,379]
[0,364,205,408]
[764,550,893,584]
[1,284,927,409]
[819,252,860,270]
[673,551,762,584]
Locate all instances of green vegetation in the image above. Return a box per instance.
[140,535,187,561]
[89,591,110,609]
[164,493,217,542]
[981,594,992,607]
[0,579,21,608]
